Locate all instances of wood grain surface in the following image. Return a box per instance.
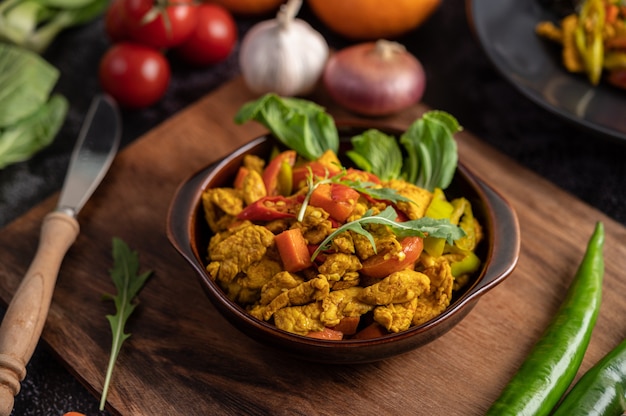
[1,77,625,416]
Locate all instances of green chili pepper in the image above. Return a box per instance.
[423,188,454,257]
[575,0,605,85]
[552,337,626,416]
[485,222,604,416]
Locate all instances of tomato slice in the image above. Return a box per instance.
[292,161,340,189]
[309,183,359,222]
[360,236,424,279]
[262,150,296,196]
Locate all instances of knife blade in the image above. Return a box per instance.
[0,94,121,415]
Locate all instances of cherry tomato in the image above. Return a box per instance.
[173,4,238,66]
[360,236,424,279]
[99,43,171,109]
[105,0,128,42]
[122,0,198,49]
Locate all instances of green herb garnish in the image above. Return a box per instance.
[100,238,152,411]
[311,205,465,261]
[234,93,339,161]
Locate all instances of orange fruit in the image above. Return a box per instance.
[308,0,441,40]
[210,0,286,16]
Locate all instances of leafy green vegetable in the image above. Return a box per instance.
[0,93,67,168]
[100,238,152,411]
[234,93,339,161]
[400,110,461,191]
[346,129,403,181]
[345,111,461,191]
[234,95,462,191]
[0,0,107,53]
[0,43,59,127]
[311,206,465,261]
[0,43,67,168]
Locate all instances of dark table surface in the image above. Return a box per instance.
[3,0,626,414]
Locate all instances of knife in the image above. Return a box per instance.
[0,94,121,415]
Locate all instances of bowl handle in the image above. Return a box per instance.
[473,178,521,294]
[166,164,216,272]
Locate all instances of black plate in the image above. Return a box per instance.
[467,0,626,142]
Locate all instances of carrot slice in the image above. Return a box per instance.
[233,166,249,189]
[331,316,360,335]
[275,228,313,272]
[307,327,344,340]
[353,322,388,340]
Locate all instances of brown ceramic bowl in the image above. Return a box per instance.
[167,123,520,364]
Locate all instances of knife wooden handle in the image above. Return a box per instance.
[0,211,79,416]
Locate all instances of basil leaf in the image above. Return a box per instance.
[347,129,403,181]
[234,93,339,161]
[0,93,67,168]
[400,110,461,191]
[0,43,59,127]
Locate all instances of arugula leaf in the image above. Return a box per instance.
[0,93,67,168]
[340,179,412,204]
[346,129,403,181]
[400,110,461,191]
[234,93,339,161]
[311,206,465,261]
[100,238,152,411]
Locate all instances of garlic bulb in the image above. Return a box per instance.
[239,0,329,96]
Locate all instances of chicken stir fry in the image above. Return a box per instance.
[202,149,483,340]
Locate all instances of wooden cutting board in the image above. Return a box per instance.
[1,77,625,416]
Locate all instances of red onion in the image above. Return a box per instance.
[323,40,426,116]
